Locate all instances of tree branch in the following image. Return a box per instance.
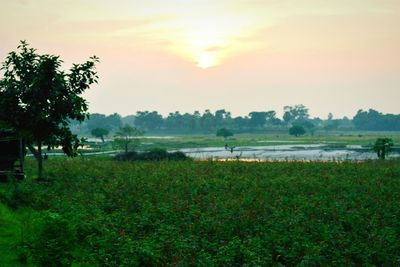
[27,144,40,160]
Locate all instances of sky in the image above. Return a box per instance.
[1,0,399,119]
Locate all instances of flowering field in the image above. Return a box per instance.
[2,158,400,266]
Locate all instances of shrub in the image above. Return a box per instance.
[31,212,76,267]
[289,125,306,136]
[216,128,234,139]
[373,138,394,159]
[114,148,189,161]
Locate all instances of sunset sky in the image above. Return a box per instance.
[1,0,399,118]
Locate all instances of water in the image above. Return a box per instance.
[177,144,399,161]
[29,144,399,162]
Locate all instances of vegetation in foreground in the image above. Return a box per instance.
[1,158,400,266]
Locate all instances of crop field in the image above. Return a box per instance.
[1,157,400,266]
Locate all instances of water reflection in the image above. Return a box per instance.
[177,144,399,161]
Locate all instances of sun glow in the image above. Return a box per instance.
[155,12,259,69]
[197,52,216,69]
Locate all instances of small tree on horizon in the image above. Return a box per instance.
[289,125,306,137]
[114,125,143,153]
[216,128,234,139]
[91,128,109,143]
[0,41,99,179]
[373,138,394,160]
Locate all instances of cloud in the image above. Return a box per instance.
[204,46,226,52]
[63,18,157,34]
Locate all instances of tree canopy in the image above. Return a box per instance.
[0,41,99,178]
[216,128,234,139]
[289,125,306,137]
[114,125,143,153]
[373,138,394,160]
[91,128,109,143]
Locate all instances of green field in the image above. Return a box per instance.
[1,157,400,266]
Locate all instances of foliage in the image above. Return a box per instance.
[135,111,164,131]
[73,106,400,136]
[0,40,98,179]
[353,109,400,131]
[0,202,31,266]
[283,105,309,125]
[3,158,399,266]
[289,125,306,136]
[91,127,109,142]
[216,128,234,139]
[87,113,122,132]
[373,138,394,160]
[30,212,75,267]
[115,148,188,161]
[114,125,143,153]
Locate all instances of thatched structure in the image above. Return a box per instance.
[0,130,25,181]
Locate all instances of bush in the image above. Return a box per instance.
[114,148,189,161]
[31,212,76,267]
[2,181,34,210]
[216,128,234,138]
[289,125,306,136]
[373,138,394,159]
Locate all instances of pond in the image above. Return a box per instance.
[177,144,400,161]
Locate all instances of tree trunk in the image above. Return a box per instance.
[28,142,44,179]
[37,142,43,179]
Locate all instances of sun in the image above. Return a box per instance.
[197,52,216,69]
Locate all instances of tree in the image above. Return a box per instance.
[353,109,400,131]
[248,112,268,128]
[91,128,109,143]
[87,113,122,132]
[114,125,143,153]
[373,138,394,160]
[0,41,98,179]
[283,105,309,125]
[216,128,234,139]
[135,111,163,132]
[87,113,106,131]
[289,125,306,137]
[297,120,316,135]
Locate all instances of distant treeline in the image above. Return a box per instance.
[69,106,400,136]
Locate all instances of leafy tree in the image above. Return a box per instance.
[248,112,268,128]
[0,41,98,179]
[135,111,163,132]
[104,113,123,131]
[283,105,309,125]
[353,109,400,131]
[87,113,122,132]
[373,138,394,160]
[201,109,216,133]
[216,128,234,139]
[90,128,109,143]
[114,125,143,153]
[121,115,136,127]
[87,113,106,131]
[165,111,184,132]
[289,125,306,137]
[233,116,249,130]
[297,119,316,135]
[215,109,232,128]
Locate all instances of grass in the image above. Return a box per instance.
[0,201,32,267]
[1,157,399,266]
